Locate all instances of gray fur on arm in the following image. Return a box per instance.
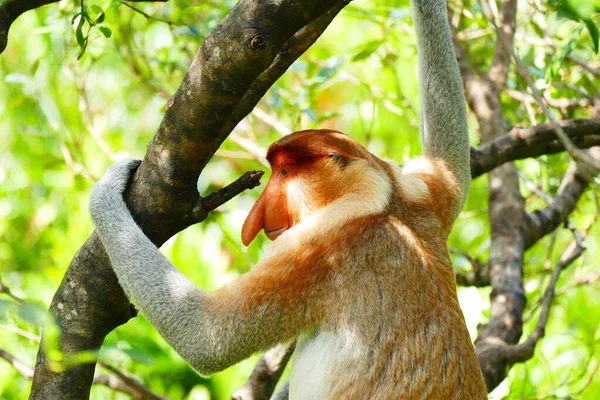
[271,382,290,400]
[89,160,256,375]
[411,0,471,209]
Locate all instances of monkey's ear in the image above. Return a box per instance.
[242,193,266,246]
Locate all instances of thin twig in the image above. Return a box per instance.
[0,348,34,378]
[121,2,178,26]
[517,169,553,203]
[452,248,490,287]
[0,276,24,304]
[229,132,269,165]
[531,0,600,79]
[505,89,592,112]
[0,324,40,342]
[567,55,600,81]
[215,150,257,160]
[97,361,170,400]
[59,142,95,181]
[252,107,292,136]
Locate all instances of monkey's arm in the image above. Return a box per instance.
[271,382,290,400]
[411,0,470,210]
[89,160,314,375]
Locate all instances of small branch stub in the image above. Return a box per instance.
[191,170,264,222]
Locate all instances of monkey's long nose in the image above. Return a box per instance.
[242,194,266,246]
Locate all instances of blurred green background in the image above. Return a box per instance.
[1,0,599,398]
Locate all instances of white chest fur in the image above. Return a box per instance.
[289,329,360,400]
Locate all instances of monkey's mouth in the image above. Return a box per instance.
[264,227,286,241]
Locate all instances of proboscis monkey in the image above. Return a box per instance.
[89,0,488,398]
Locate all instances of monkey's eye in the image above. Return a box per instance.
[280,168,288,176]
[328,152,348,167]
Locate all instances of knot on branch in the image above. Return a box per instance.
[243,29,270,53]
[250,34,268,51]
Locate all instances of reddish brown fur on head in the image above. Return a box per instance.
[241,130,375,246]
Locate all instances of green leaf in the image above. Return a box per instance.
[90,4,103,15]
[77,37,88,60]
[316,65,338,81]
[98,25,112,38]
[71,11,82,25]
[188,25,201,37]
[75,17,85,47]
[352,40,383,62]
[91,4,105,24]
[546,25,583,82]
[317,112,343,123]
[583,18,599,53]
[16,302,47,325]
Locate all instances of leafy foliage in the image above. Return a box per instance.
[0,0,599,399]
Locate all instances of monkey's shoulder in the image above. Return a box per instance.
[392,157,462,234]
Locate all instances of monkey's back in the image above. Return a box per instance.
[289,212,487,400]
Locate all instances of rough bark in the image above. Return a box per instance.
[30,1,350,398]
[231,343,295,400]
[471,118,600,178]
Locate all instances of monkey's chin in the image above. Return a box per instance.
[265,227,287,241]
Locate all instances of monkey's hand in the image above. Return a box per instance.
[89,159,141,225]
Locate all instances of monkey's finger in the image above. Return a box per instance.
[99,159,142,193]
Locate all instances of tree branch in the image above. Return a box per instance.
[525,159,593,248]
[504,235,585,364]
[192,170,264,222]
[0,348,34,379]
[488,0,517,88]
[456,153,595,289]
[0,275,25,304]
[452,248,490,287]
[231,343,295,400]
[471,119,600,178]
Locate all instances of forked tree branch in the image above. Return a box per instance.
[525,160,592,248]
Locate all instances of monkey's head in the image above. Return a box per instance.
[241,129,381,246]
